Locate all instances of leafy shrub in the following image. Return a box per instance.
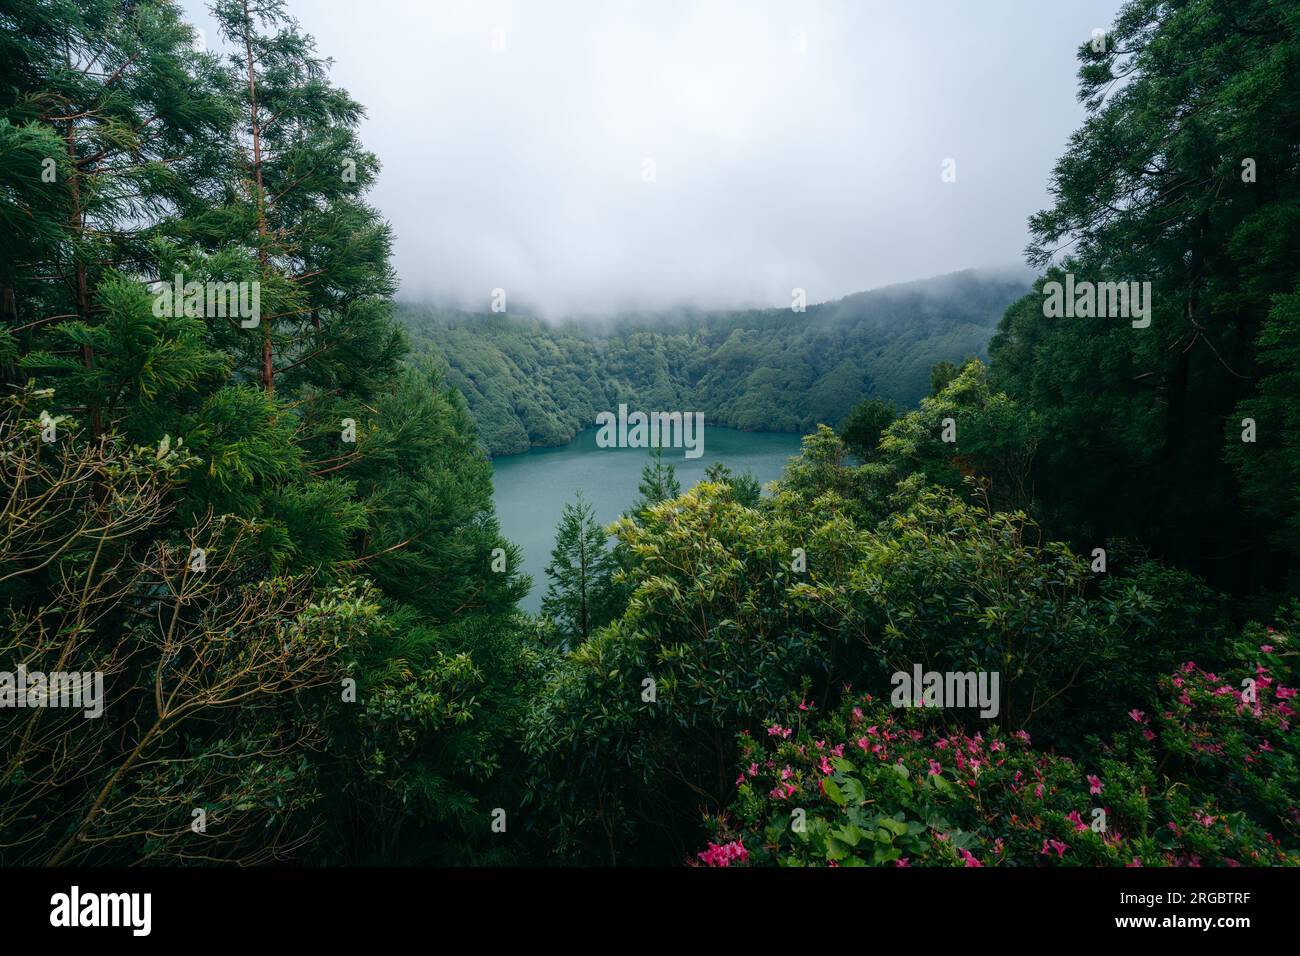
[701,624,1298,867]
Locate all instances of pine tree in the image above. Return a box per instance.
[542,493,616,647]
[1,0,533,867]
[1,0,232,433]
[211,0,395,398]
[630,445,681,518]
[703,460,762,507]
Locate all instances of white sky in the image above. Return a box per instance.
[181,0,1124,315]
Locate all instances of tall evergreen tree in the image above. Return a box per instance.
[630,445,681,518]
[542,493,616,647]
[989,0,1300,603]
[0,0,533,868]
[1,0,232,432]
[210,0,397,398]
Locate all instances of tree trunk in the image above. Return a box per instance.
[242,0,273,395]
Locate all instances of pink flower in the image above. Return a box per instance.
[1014,730,1032,744]
[1261,645,1274,653]
[894,857,910,867]
[1040,839,1068,858]
[766,724,791,739]
[697,840,748,867]
[928,759,942,776]
[819,755,833,776]
[959,848,983,867]
[1087,774,1102,795]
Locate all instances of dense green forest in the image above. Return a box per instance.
[399,269,1029,456]
[1,0,1298,869]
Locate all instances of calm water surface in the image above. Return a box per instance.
[492,427,804,611]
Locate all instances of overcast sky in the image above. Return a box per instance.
[181,0,1124,316]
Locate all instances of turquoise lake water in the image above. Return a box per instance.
[492,427,805,612]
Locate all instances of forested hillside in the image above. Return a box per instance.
[399,268,1028,455]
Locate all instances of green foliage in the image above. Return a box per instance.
[541,493,619,648]
[704,461,762,508]
[989,0,1300,602]
[1228,288,1300,599]
[630,446,682,518]
[839,396,897,462]
[874,359,1039,512]
[704,623,1299,867]
[398,269,1029,456]
[0,0,528,867]
[4,0,1296,872]
[522,480,847,863]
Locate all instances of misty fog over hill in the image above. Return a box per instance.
[398,267,1033,454]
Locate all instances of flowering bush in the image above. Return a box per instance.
[699,625,1298,867]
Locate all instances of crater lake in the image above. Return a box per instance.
[492,426,805,612]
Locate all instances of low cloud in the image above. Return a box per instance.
[182,0,1124,316]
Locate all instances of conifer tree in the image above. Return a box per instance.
[542,493,617,646]
[1,0,231,433]
[630,445,681,518]
[990,0,1300,598]
[210,0,396,398]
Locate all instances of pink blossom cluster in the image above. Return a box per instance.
[697,840,748,867]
